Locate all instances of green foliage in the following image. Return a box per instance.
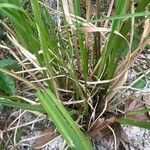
[117,118,150,129]
[16,131,24,143]
[0,97,45,112]
[0,72,15,95]
[0,0,150,149]
[0,58,17,95]
[132,78,147,89]
[94,1,150,81]
[0,58,18,69]
[37,89,93,150]
[0,1,40,57]
[128,108,150,115]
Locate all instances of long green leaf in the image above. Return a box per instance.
[90,11,150,23]
[0,2,40,54]
[37,89,93,150]
[30,0,58,96]
[0,97,45,112]
[128,108,150,115]
[117,118,150,129]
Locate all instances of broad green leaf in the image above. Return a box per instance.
[0,72,16,95]
[0,58,17,95]
[0,68,37,90]
[132,78,147,89]
[117,118,150,129]
[0,58,18,69]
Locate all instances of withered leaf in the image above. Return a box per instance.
[33,127,58,149]
[88,117,116,138]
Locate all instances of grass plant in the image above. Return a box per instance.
[0,0,150,149]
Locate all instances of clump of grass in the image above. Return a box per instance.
[0,0,150,149]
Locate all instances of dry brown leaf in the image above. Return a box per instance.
[88,117,116,138]
[125,98,150,121]
[0,115,15,130]
[33,127,58,149]
[0,118,6,130]
[0,52,4,59]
